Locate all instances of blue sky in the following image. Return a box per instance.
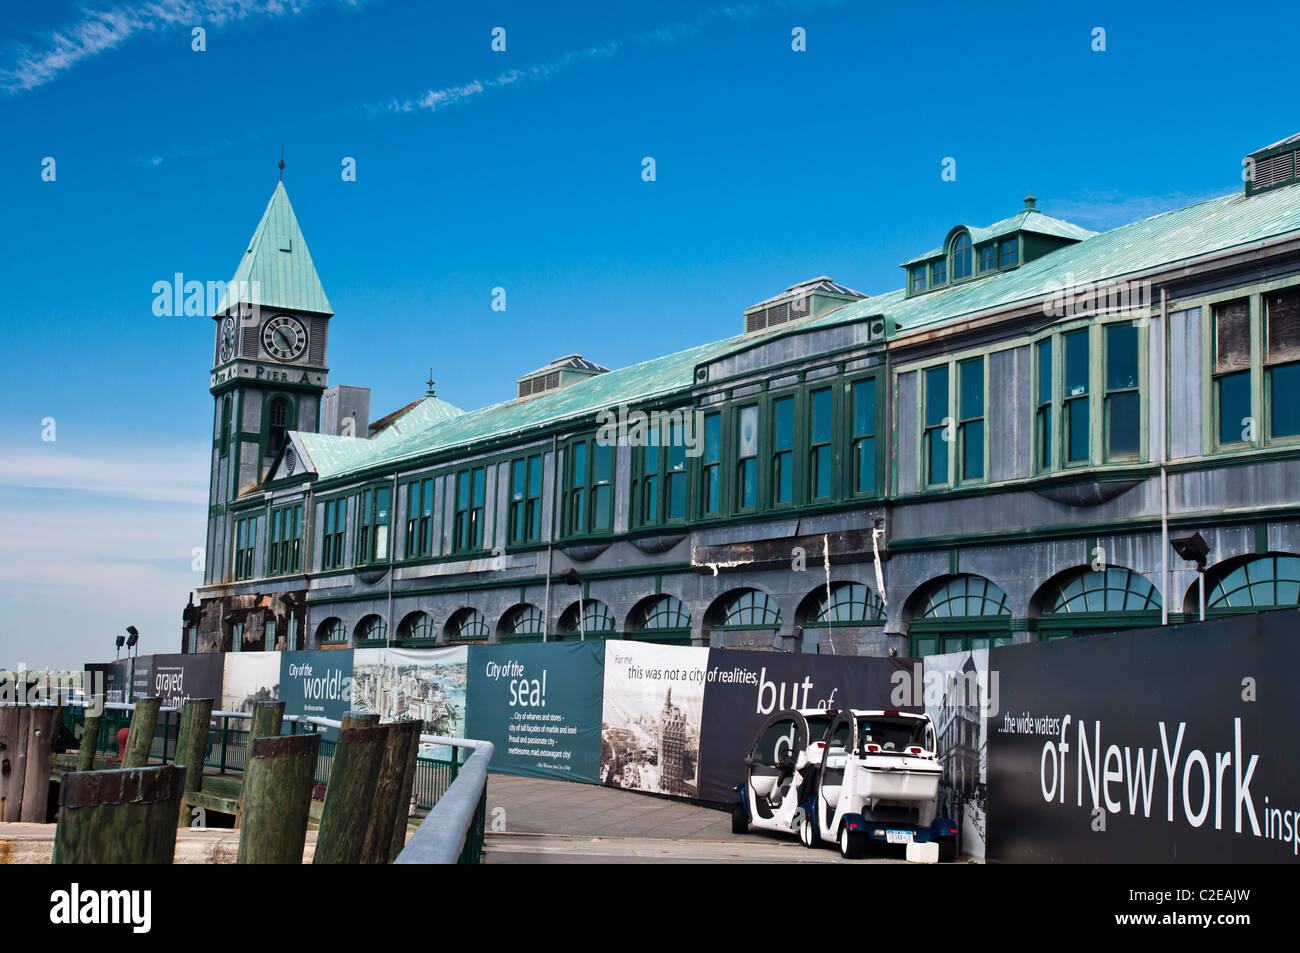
[1,0,1297,668]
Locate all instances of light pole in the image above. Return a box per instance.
[1171,533,1211,622]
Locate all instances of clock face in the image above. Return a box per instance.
[218,315,237,363]
[262,315,308,363]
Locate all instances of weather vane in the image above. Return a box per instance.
[426,369,436,397]
[279,145,285,181]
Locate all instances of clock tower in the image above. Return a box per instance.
[204,180,332,585]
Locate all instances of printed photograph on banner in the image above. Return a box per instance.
[85,661,129,705]
[220,651,281,713]
[600,642,708,798]
[923,648,990,863]
[351,646,467,758]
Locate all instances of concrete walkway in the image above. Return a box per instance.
[482,774,924,864]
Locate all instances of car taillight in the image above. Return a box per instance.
[815,742,825,749]
[866,744,881,753]
[949,828,959,834]
[884,710,900,716]
[906,746,923,755]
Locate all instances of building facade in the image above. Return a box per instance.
[185,133,1300,659]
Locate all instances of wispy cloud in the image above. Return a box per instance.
[375,0,842,117]
[1045,188,1231,232]
[1,0,365,95]
[0,443,209,504]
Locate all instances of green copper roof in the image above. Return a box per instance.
[286,182,1300,487]
[216,182,332,316]
[900,208,1097,267]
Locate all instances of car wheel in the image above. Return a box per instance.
[938,837,957,863]
[799,814,818,848]
[839,826,866,860]
[731,803,748,835]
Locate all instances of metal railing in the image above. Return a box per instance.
[395,740,494,865]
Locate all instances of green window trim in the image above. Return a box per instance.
[699,410,723,518]
[807,386,834,502]
[320,497,347,570]
[630,595,691,642]
[957,357,985,482]
[1104,322,1141,460]
[930,258,946,287]
[563,437,614,538]
[316,617,346,645]
[1264,287,1300,444]
[355,614,387,646]
[231,621,243,652]
[633,416,689,529]
[769,392,797,508]
[1035,337,1053,471]
[405,476,435,558]
[712,589,782,630]
[452,466,488,553]
[398,611,437,643]
[849,374,881,498]
[922,365,950,487]
[219,395,233,457]
[508,453,544,545]
[1205,554,1300,612]
[264,393,295,459]
[447,608,490,641]
[267,503,303,576]
[356,483,392,565]
[232,515,257,581]
[734,403,760,513]
[803,581,885,626]
[560,599,617,636]
[503,604,546,642]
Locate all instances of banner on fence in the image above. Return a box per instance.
[221,651,281,713]
[467,642,604,784]
[600,641,709,798]
[85,660,130,705]
[987,612,1300,863]
[923,648,991,863]
[279,649,353,740]
[149,653,221,709]
[695,650,916,803]
[128,655,153,704]
[353,646,467,758]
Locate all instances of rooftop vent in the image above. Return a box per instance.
[1246,133,1300,196]
[743,277,866,334]
[517,354,609,399]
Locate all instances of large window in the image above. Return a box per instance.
[978,244,996,274]
[635,418,688,527]
[735,404,759,511]
[267,395,290,455]
[911,266,926,293]
[923,365,949,486]
[909,574,1013,657]
[931,259,946,286]
[233,516,257,581]
[629,595,692,645]
[1105,322,1140,458]
[958,358,984,481]
[398,611,436,644]
[999,238,1018,268]
[405,477,434,558]
[712,589,782,629]
[357,485,392,564]
[1038,567,1161,640]
[321,497,346,570]
[1266,288,1300,440]
[316,617,346,645]
[700,411,722,516]
[560,600,616,638]
[1063,328,1091,464]
[1206,554,1300,611]
[851,378,877,495]
[807,387,833,501]
[267,503,302,575]
[446,608,489,641]
[805,582,884,625]
[503,605,546,642]
[508,454,542,545]
[219,395,232,457]
[565,439,613,536]
[951,233,972,281]
[1214,298,1252,447]
[355,615,387,645]
[453,467,487,551]
[770,395,795,506]
[1035,338,1053,470]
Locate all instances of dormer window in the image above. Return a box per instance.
[911,267,927,293]
[1000,238,1018,267]
[978,244,996,273]
[931,259,946,286]
[952,233,972,280]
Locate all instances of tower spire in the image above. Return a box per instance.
[278,145,285,181]
[426,369,436,397]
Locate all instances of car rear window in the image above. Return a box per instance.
[857,717,928,754]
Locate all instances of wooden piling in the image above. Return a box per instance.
[54,765,185,864]
[362,719,420,864]
[121,697,160,769]
[2,706,32,821]
[389,726,424,861]
[314,723,388,864]
[173,698,213,825]
[236,733,320,864]
[78,698,104,772]
[234,701,285,828]
[19,706,56,822]
[0,705,20,821]
[340,711,379,729]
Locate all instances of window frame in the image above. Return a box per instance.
[451,465,488,553]
[768,389,798,510]
[507,452,544,546]
[404,475,435,559]
[319,496,347,570]
[232,514,257,581]
[562,436,615,539]
[356,482,393,565]
[266,502,303,576]
[632,412,691,529]
[733,401,761,514]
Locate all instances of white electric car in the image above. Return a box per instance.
[805,709,957,860]
[732,708,836,839]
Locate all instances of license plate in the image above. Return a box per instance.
[885,830,914,844]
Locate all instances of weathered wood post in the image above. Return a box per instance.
[388,727,424,862]
[78,698,105,772]
[173,698,213,825]
[2,706,32,821]
[340,711,379,729]
[234,701,285,828]
[0,705,20,821]
[121,697,160,769]
[314,723,388,864]
[362,719,421,864]
[54,765,186,864]
[19,706,56,822]
[236,733,320,864]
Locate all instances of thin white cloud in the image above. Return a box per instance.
[1,0,365,95]
[0,444,209,504]
[1045,188,1231,232]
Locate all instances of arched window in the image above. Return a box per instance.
[711,589,782,628]
[951,233,972,281]
[267,396,290,455]
[628,595,691,645]
[220,395,232,456]
[316,617,346,645]
[446,608,489,641]
[502,604,546,642]
[1038,567,1161,641]
[1205,555,1300,611]
[909,574,1012,657]
[355,614,387,645]
[397,611,436,644]
[805,582,885,625]
[559,600,616,639]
